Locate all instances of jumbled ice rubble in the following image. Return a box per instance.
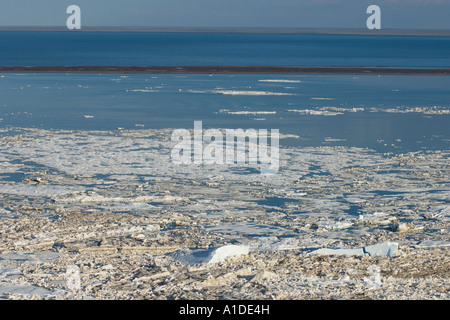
[168,241,399,266]
[0,127,448,299]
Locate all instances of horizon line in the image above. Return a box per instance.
[0,26,450,36]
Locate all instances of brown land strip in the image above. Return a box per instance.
[0,66,449,75]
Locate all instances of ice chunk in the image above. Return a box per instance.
[208,245,250,264]
[309,241,398,257]
[168,245,249,265]
[363,242,398,257]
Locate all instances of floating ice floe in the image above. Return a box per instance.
[309,97,335,100]
[324,137,347,142]
[309,241,398,257]
[287,109,343,116]
[212,90,295,96]
[225,111,277,115]
[285,105,450,116]
[168,245,250,265]
[258,79,302,83]
[126,89,159,93]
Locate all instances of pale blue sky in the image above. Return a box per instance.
[0,0,449,29]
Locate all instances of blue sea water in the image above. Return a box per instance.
[0,32,449,294]
[0,31,449,67]
[0,32,449,152]
[1,72,449,152]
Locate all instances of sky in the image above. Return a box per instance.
[0,0,449,29]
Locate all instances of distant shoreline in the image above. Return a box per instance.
[0,27,450,37]
[0,66,449,75]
